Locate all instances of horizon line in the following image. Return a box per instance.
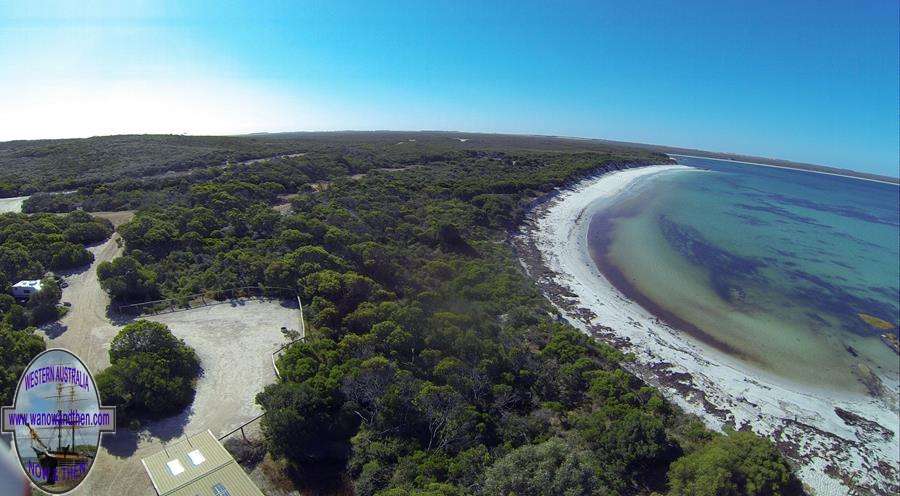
[2,129,896,182]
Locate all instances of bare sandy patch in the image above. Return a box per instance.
[0,195,28,213]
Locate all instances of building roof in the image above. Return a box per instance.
[141,430,263,496]
[12,280,42,289]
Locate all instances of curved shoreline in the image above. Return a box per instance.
[513,164,899,496]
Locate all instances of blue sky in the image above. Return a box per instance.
[1,1,897,176]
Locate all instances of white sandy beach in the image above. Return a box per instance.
[516,164,899,496]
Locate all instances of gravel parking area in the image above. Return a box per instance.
[54,299,297,496]
[28,210,298,495]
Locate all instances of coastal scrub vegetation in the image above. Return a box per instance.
[96,320,201,423]
[0,134,304,196]
[54,134,800,494]
[668,431,802,496]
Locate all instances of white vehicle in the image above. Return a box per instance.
[10,280,42,300]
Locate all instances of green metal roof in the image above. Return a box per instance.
[141,430,263,496]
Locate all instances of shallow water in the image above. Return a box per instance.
[588,157,899,394]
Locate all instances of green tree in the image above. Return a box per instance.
[63,215,113,244]
[667,431,804,496]
[576,408,673,490]
[49,241,93,270]
[96,320,200,420]
[27,277,62,325]
[4,305,29,330]
[256,378,357,464]
[413,383,472,452]
[97,256,160,302]
[0,323,46,404]
[108,320,200,376]
[482,438,605,496]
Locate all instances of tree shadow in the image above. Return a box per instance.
[287,460,353,495]
[84,241,105,250]
[41,321,69,338]
[101,427,140,458]
[105,305,136,326]
[101,406,194,459]
[53,262,93,278]
[144,407,193,444]
[279,298,298,310]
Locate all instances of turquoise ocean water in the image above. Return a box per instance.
[588,156,899,394]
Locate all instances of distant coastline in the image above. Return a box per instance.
[668,153,900,186]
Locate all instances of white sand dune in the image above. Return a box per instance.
[515,165,899,496]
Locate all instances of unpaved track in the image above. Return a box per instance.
[46,211,134,369]
[44,229,127,370]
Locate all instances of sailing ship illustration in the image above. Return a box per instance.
[23,382,95,487]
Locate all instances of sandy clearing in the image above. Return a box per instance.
[91,210,136,228]
[238,152,307,167]
[135,152,310,182]
[0,196,28,213]
[272,195,299,214]
[307,165,421,195]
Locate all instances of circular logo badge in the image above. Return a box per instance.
[1,348,115,494]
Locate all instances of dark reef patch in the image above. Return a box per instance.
[785,269,899,336]
[868,286,900,300]
[728,212,770,226]
[657,214,765,303]
[830,260,854,270]
[763,193,899,228]
[737,202,829,228]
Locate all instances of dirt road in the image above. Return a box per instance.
[43,222,129,371]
